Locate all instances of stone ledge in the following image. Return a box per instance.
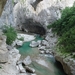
[54,51,75,75]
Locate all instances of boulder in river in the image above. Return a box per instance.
[25,66,35,73]
[23,56,32,66]
[16,40,23,46]
[30,41,39,47]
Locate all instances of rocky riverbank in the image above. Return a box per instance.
[0,29,75,75]
[0,31,37,75]
[46,29,75,75]
[53,50,75,75]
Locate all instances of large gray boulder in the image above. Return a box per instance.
[30,41,39,47]
[23,56,32,66]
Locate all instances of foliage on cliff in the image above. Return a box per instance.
[47,6,75,53]
[3,25,17,45]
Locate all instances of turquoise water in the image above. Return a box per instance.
[18,36,67,75]
[17,36,43,58]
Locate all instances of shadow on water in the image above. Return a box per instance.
[17,35,67,75]
[46,56,68,75]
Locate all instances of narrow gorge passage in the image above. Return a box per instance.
[17,35,67,75]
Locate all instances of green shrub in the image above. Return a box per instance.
[47,6,75,53]
[3,25,17,45]
[58,26,75,53]
[47,6,75,36]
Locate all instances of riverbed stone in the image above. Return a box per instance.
[37,40,42,45]
[18,64,26,73]
[16,40,23,46]
[25,66,35,73]
[23,56,32,66]
[30,41,39,47]
[38,46,45,50]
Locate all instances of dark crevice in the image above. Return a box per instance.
[31,0,43,10]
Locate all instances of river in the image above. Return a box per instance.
[17,35,67,75]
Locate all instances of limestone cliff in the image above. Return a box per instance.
[14,0,75,27]
[0,0,14,28]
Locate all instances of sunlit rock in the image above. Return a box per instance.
[23,56,32,66]
[18,64,26,73]
[30,41,39,47]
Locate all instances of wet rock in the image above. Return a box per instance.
[23,56,32,66]
[30,41,39,47]
[25,66,35,73]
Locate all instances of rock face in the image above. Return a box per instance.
[30,41,39,47]
[0,0,14,28]
[0,31,8,63]
[21,18,46,35]
[14,0,75,30]
[0,31,21,75]
[54,52,75,75]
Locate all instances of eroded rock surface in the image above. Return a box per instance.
[0,31,8,63]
